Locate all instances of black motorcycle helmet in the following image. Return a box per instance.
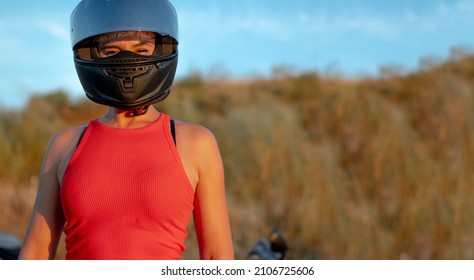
[70,0,179,112]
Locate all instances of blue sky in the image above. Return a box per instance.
[0,0,473,108]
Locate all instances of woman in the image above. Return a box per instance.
[19,0,234,260]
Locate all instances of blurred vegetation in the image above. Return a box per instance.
[2,50,474,259]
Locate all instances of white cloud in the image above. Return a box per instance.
[179,6,401,46]
[36,20,70,43]
[401,0,474,33]
[298,0,474,44]
[179,8,295,43]
[298,11,399,41]
[0,16,70,65]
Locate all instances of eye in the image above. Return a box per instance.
[137,49,151,54]
[100,48,120,57]
[134,45,155,56]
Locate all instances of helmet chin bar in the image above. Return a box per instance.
[76,52,177,110]
[103,64,152,96]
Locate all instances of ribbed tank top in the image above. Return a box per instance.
[60,113,194,260]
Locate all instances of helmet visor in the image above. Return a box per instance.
[74,31,177,62]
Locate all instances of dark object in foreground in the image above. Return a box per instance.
[247,229,288,260]
[0,233,21,260]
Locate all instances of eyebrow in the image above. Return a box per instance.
[101,41,155,49]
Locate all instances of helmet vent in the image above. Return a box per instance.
[108,58,148,64]
[109,67,147,73]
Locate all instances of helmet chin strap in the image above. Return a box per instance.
[131,105,149,116]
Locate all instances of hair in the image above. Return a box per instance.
[94,31,156,49]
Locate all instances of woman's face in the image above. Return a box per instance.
[95,31,156,57]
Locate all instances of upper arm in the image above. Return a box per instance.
[19,127,82,259]
[188,126,234,259]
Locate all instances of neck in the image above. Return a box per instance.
[99,106,161,129]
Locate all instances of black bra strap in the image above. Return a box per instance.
[170,119,176,145]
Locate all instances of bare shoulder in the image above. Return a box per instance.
[44,125,88,178]
[174,120,219,148]
[49,125,87,154]
[173,120,222,189]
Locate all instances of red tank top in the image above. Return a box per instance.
[60,113,194,260]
